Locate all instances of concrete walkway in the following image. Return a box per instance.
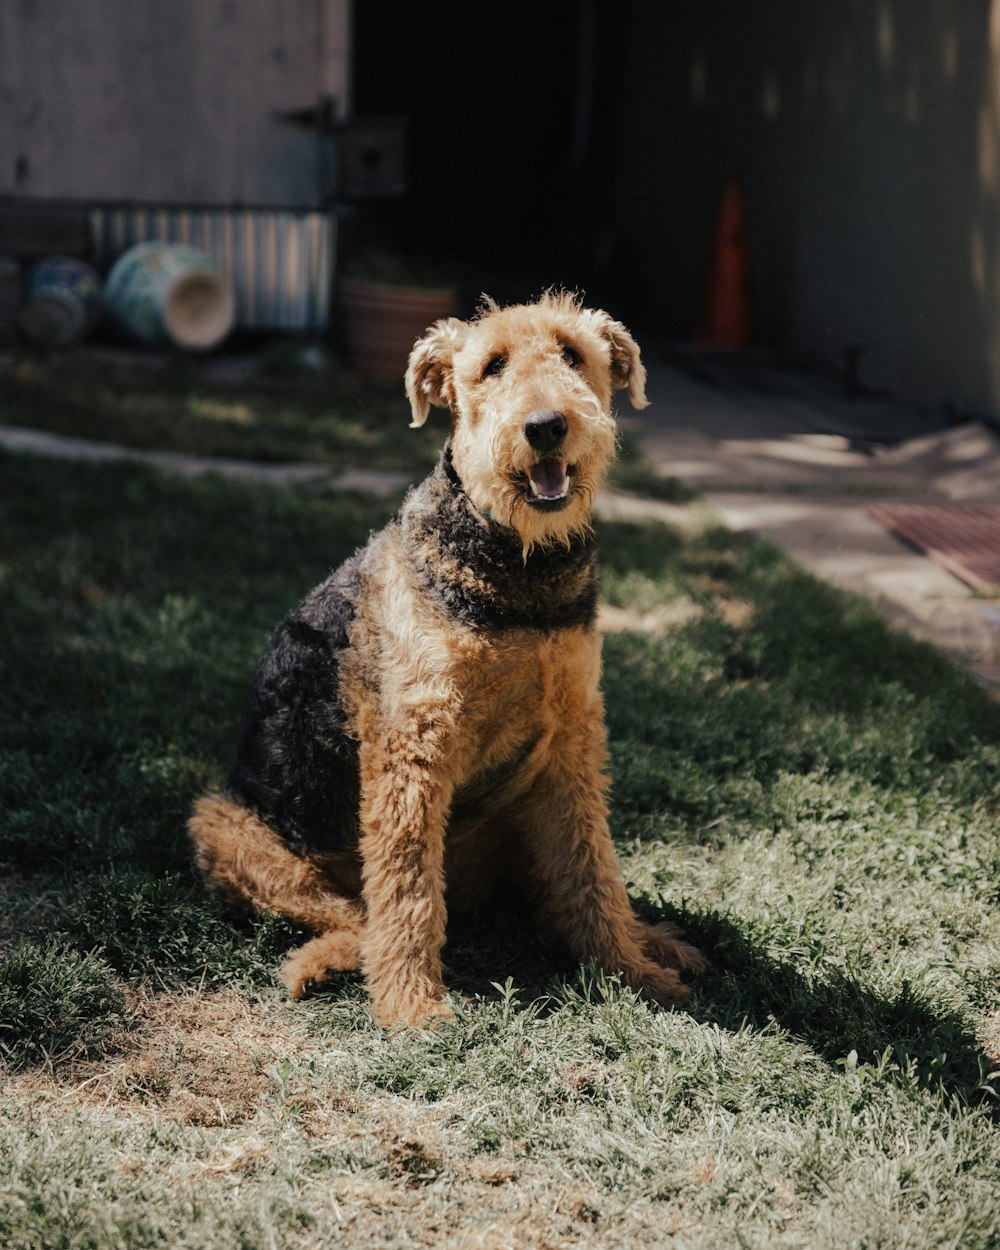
[0,421,412,496]
[632,355,1000,692]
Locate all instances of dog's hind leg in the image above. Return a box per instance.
[278,931,362,997]
[188,793,364,996]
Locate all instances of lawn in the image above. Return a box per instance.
[0,346,691,500]
[1,428,999,1246]
[0,345,440,471]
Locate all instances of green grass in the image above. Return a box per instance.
[0,347,443,471]
[0,346,689,496]
[0,940,126,1068]
[1,451,998,1248]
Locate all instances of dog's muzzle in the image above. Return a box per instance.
[522,409,573,508]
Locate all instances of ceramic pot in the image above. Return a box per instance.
[19,256,103,347]
[104,242,235,350]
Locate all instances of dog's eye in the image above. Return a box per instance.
[482,353,507,379]
[561,343,583,369]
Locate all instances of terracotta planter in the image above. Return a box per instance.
[340,277,456,385]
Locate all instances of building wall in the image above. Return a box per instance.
[0,0,351,206]
[614,0,1000,411]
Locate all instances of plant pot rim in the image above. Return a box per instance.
[340,275,457,300]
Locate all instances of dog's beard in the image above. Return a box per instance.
[485,442,610,555]
[507,481,597,558]
[450,399,617,555]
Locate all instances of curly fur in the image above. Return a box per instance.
[188,293,704,1029]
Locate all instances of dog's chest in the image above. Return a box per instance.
[450,625,601,784]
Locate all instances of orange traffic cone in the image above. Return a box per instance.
[697,179,753,351]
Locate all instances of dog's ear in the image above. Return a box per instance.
[405,317,465,428]
[600,316,649,410]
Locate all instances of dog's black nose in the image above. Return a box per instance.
[523,409,568,451]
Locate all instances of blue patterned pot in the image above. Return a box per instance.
[19,256,103,347]
[104,241,234,350]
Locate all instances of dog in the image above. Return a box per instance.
[188,291,704,1028]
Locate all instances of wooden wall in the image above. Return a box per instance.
[0,0,351,206]
[610,0,1000,411]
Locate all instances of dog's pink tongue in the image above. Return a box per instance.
[529,459,569,498]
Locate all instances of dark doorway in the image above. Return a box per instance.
[351,0,635,310]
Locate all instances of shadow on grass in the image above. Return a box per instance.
[435,899,993,1109]
[669,905,995,1108]
[34,862,991,1112]
[441,902,579,1004]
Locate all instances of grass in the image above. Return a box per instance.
[0,345,442,472]
[1,438,998,1246]
[0,345,689,496]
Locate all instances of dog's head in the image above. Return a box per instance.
[405,291,648,552]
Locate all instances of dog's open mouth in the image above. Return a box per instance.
[524,459,574,509]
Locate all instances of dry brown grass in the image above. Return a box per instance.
[5,990,306,1125]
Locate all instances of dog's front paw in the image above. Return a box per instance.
[639,921,708,975]
[371,988,454,1031]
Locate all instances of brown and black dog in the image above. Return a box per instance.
[188,292,704,1028]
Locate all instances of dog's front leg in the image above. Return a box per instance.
[358,712,455,1029]
[524,709,697,1007]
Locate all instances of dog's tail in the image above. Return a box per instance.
[187,793,362,935]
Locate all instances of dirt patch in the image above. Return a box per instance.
[5,988,309,1126]
[979,1011,1000,1067]
[2,988,687,1248]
